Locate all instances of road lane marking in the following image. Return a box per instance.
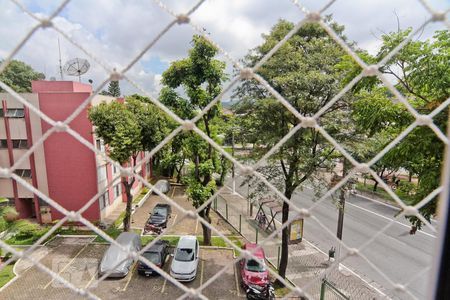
[84,267,98,289]
[44,242,90,289]
[200,255,204,285]
[171,214,178,226]
[195,219,199,234]
[352,193,401,211]
[346,202,436,238]
[122,263,136,291]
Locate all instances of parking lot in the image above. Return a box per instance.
[131,186,234,236]
[0,236,242,299]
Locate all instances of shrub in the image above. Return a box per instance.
[1,206,19,222]
[11,220,41,239]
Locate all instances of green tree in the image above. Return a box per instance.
[88,96,167,231]
[351,29,449,231]
[99,81,121,97]
[160,35,227,245]
[234,19,353,279]
[0,60,45,92]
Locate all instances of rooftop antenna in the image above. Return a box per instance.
[58,37,63,80]
[63,58,90,82]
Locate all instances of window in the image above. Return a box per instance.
[114,183,122,198]
[0,140,29,149]
[97,166,107,183]
[0,108,25,118]
[113,164,119,175]
[99,191,110,210]
[14,169,32,178]
[95,139,105,152]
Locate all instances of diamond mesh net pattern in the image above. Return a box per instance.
[0,0,449,299]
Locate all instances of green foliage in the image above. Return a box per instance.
[185,177,217,208]
[88,101,141,164]
[0,264,15,288]
[5,220,48,245]
[94,226,122,243]
[0,60,44,92]
[234,18,357,279]
[234,19,353,193]
[89,95,169,231]
[352,29,449,228]
[0,206,18,225]
[99,80,121,97]
[160,35,227,245]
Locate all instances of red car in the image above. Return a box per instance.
[240,243,270,288]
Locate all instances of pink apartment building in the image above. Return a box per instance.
[0,80,151,224]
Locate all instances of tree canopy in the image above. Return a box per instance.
[351,29,450,229]
[88,95,168,231]
[160,35,227,245]
[233,18,354,279]
[99,80,121,97]
[0,60,45,92]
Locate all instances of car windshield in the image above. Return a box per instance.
[142,251,161,264]
[245,259,266,272]
[175,248,194,262]
[153,207,166,216]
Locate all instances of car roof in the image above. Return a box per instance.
[244,243,265,259]
[116,232,140,245]
[177,236,197,248]
[145,240,167,253]
[154,203,170,208]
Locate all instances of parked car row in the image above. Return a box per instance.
[99,233,200,282]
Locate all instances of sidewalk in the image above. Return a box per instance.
[215,188,386,300]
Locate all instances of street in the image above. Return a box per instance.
[229,176,436,300]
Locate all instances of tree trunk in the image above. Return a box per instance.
[122,178,134,232]
[373,167,385,192]
[218,156,227,186]
[198,204,212,245]
[176,166,182,183]
[277,187,293,281]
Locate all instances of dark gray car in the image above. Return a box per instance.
[99,232,141,278]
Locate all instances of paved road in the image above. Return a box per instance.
[228,176,437,300]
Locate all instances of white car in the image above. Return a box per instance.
[170,236,199,282]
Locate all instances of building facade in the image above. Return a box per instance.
[0,80,151,223]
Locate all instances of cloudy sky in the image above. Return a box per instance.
[0,0,448,97]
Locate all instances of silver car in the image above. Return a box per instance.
[170,236,199,282]
[99,232,141,278]
[153,179,171,194]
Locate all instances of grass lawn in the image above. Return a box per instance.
[356,182,395,203]
[0,263,15,288]
[141,235,243,249]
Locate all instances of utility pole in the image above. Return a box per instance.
[232,128,236,194]
[336,158,347,266]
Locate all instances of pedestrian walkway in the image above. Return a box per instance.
[214,188,386,300]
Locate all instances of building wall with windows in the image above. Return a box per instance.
[0,80,148,224]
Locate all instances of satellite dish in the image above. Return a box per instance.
[63,58,90,82]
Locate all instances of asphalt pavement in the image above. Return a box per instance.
[228,176,438,300]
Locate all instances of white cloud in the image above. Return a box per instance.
[0,0,447,96]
